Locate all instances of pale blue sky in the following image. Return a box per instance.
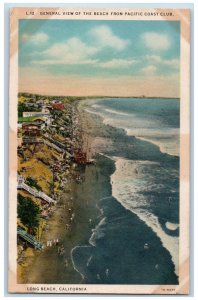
[19,20,180,96]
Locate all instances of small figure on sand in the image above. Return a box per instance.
[59,245,65,256]
[64,258,68,268]
[66,223,70,230]
[47,240,52,247]
[71,213,75,222]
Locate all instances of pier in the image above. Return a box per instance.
[17,227,43,250]
[18,175,56,204]
[22,137,65,153]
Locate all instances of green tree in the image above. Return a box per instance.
[25,177,42,191]
[17,194,40,232]
[18,102,40,117]
[18,102,26,117]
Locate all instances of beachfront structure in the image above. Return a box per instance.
[23,108,50,118]
[22,125,40,137]
[22,122,42,137]
[29,117,52,129]
[74,149,87,164]
[51,99,64,103]
[51,103,65,110]
[17,227,43,250]
[17,175,56,205]
[23,102,41,109]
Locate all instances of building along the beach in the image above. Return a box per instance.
[51,103,65,110]
[23,108,50,118]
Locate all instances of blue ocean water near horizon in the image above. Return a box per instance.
[87,97,180,156]
[72,97,179,284]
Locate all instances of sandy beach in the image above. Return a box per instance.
[17,99,113,284]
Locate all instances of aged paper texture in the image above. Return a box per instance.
[8,7,190,294]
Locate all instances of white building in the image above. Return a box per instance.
[23,108,50,118]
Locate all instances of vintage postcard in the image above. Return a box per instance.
[8,6,190,294]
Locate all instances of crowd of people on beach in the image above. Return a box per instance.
[45,237,69,267]
[57,245,65,256]
[46,238,59,247]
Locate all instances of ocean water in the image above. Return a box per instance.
[87,98,179,156]
[72,98,179,284]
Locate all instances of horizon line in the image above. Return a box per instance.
[18,92,180,99]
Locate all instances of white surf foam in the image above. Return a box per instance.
[89,217,106,247]
[104,108,131,117]
[125,128,179,157]
[98,152,115,161]
[110,157,179,275]
[70,246,87,280]
[166,222,179,231]
[84,108,101,116]
[92,104,100,109]
[84,104,179,157]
